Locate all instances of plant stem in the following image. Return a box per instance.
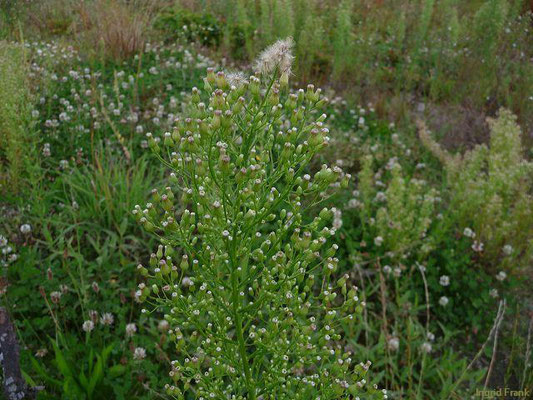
[231,273,256,399]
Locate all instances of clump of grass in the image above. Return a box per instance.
[75,0,155,62]
[0,41,38,195]
[61,149,162,234]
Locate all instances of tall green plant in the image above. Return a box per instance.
[332,0,353,80]
[135,39,384,399]
[419,109,533,269]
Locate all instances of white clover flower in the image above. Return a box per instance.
[254,37,294,77]
[20,224,32,234]
[427,332,435,341]
[100,312,114,326]
[158,320,170,332]
[133,347,146,360]
[420,342,432,353]
[439,296,449,306]
[126,323,137,337]
[489,288,499,298]
[472,240,484,252]
[35,348,48,358]
[374,236,383,246]
[439,275,450,286]
[463,227,475,238]
[375,191,386,202]
[393,267,402,278]
[502,245,513,256]
[82,320,94,332]
[496,271,507,282]
[50,291,62,304]
[387,337,400,351]
[0,235,7,247]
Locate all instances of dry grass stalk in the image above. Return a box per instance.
[483,299,507,389]
[448,299,507,398]
[75,0,155,61]
[521,315,533,390]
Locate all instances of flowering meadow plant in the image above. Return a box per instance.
[134,39,384,399]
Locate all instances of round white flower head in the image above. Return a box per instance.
[126,323,137,337]
[502,245,513,256]
[489,288,499,298]
[463,227,475,238]
[439,296,449,306]
[496,271,507,282]
[20,224,32,234]
[420,342,432,353]
[471,240,484,252]
[100,312,114,326]
[82,320,94,332]
[387,337,400,351]
[158,319,170,332]
[254,37,294,77]
[439,275,450,286]
[133,347,146,360]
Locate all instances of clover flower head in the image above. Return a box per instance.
[463,227,475,238]
[82,320,94,332]
[387,337,400,351]
[35,348,48,358]
[472,240,484,252]
[502,244,513,256]
[126,323,137,337]
[496,271,507,281]
[133,347,146,360]
[100,312,114,326]
[20,224,32,234]
[420,342,432,353]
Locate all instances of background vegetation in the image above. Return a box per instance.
[0,0,531,398]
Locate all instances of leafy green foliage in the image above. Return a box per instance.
[1,2,532,399]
